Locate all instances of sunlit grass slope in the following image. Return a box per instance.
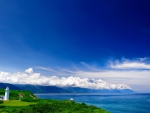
[2,100,36,106]
[0,89,109,113]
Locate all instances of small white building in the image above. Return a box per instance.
[0,87,9,101]
[0,95,4,100]
[70,98,74,101]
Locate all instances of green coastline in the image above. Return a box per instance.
[0,89,109,113]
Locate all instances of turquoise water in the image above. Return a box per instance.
[35,93,150,113]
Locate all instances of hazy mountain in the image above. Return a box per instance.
[62,87,133,93]
[0,82,133,93]
[14,84,70,93]
[14,84,133,93]
[0,83,21,90]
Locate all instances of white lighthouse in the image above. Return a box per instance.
[4,87,9,100]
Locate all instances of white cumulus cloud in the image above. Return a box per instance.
[0,68,131,90]
[25,68,33,74]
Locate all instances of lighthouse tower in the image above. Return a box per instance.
[4,87,9,100]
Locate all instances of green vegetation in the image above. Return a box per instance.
[0,100,4,104]
[0,100,109,113]
[2,100,36,106]
[0,89,109,113]
[0,89,38,101]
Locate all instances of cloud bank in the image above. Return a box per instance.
[111,58,150,69]
[1,57,150,91]
[111,62,150,69]
[0,68,131,90]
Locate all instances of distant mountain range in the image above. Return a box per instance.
[0,82,133,93]
[0,83,21,90]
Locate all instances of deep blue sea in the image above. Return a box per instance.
[35,93,150,113]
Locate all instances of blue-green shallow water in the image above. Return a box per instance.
[35,93,150,113]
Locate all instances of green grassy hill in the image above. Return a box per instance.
[0,99,109,113]
[0,89,38,100]
[0,89,109,113]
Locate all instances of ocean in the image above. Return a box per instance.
[35,93,150,113]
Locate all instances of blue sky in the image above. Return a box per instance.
[0,0,150,92]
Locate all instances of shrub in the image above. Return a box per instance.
[0,100,4,104]
[21,97,39,102]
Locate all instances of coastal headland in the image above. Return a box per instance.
[0,89,109,113]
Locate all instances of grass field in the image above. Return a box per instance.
[1,100,36,106]
[0,100,109,113]
[0,89,109,113]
